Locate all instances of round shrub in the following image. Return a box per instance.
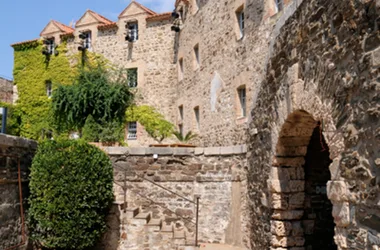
[28,139,114,249]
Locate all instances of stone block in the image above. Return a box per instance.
[270,167,304,180]
[276,145,307,157]
[104,147,129,155]
[271,235,305,247]
[332,201,350,227]
[129,147,146,155]
[327,181,348,201]
[146,147,173,156]
[289,192,305,209]
[194,147,204,155]
[271,210,304,220]
[271,193,288,209]
[173,147,194,156]
[271,220,292,236]
[220,146,235,155]
[268,179,305,193]
[273,157,305,167]
[291,222,304,236]
[204,147,220,156]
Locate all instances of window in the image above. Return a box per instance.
[46,81,52,98]
[78,31,91,50]
[178,124,183,137]
[127,68,138,88]
[238,87,246,117]
[179,105,184,121]
[179,7,185,21]
[194,106,200,130]
[126,22,138,42]
[42,38,55,55]
[236,9,245,38]
[179,58,184,80]
[194,44,200,68]
[274,0,284,13]
[128,122,137,140]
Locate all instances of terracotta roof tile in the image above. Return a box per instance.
[88,10,113,25]
[118,1,156,18]
[98,22,118,30]
[52,20,75,34]
[146,12,172,22]
[134,1,156,15]
[11,38,39,47]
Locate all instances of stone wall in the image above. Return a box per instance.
[0,134,37,250]
[105,145,250,249]
[0,77,13,104]
[247,0,380,249]
[64,6,178,147]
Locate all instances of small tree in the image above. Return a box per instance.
[173,131,198,143]
[126,105,174,143]
[28,139,114,249]
[52,65,134,134]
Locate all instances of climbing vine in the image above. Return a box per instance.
[12,40,111,140]
[13,40,76,139]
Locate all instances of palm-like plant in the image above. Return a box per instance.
[173,131,198,143]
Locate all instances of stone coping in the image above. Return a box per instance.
[104,144,247,156]
[0,134,37,149]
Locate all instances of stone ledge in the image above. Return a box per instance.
[0,134,37,149]
[105,145,247,156]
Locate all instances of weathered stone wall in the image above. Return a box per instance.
[0,77,13,104]
[247,0,380,249]
[105,145,250,249]
[64,8,177,147]
[173,0,297,147]
[0,134,37,250]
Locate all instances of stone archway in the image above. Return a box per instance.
[269,109,337,249]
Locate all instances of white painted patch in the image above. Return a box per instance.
[210,72,224,112]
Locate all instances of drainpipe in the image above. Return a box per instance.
[1,107,7,134]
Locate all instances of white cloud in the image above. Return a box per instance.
[124,0,175,13]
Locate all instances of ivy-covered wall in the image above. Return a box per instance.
[13,41,76,139]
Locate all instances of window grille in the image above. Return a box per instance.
[128,122,137,140]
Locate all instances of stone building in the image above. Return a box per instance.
[0,77,13,104]
[10,0,380,249]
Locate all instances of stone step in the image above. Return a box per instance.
[126,207,139,219]
[173,229,186,239]
[146,218,162,231]
[131,212,151,225]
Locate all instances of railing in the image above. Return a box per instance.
[114,168,200,247]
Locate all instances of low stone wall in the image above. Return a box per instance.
[105,145,250,249]
[0,134,36,250]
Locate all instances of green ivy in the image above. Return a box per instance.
[126,105,174,143]
[13,40,76,139]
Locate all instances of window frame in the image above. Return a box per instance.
[127,22,139,42]
[274,0,284,13]
[178,58,184,81]
[127,68,138,88]
[194,106,200,130]
[237,9,245,39]
[127,122,137,140]
[238,87,246,118]
[194,44,200,69]
[46,81,52,98]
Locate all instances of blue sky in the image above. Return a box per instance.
[0,0,175,80]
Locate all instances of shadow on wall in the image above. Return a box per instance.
[93,204,121,250]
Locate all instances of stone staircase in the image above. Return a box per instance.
[119,206,197,250]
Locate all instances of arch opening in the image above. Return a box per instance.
[270,110,336,249]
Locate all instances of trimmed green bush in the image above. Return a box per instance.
[28,139,114,249]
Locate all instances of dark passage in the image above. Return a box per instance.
[303,126,337,250]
